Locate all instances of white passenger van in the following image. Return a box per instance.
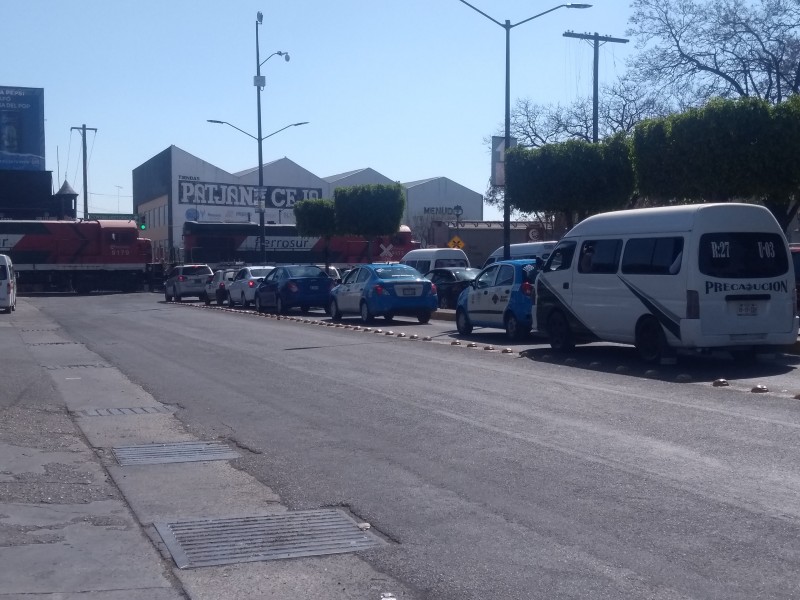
[534,203,799,362]
[400,248,470,274]
[0,254,16,314]
[482,241,558,267]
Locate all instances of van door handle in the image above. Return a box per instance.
[563,282,569,289]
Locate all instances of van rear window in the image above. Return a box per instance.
[698,232,788,278]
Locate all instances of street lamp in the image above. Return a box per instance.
[457,1,591,260]
[207,119,308,261]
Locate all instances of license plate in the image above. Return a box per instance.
[310,286,318,291]
[737,302,758,316]
[402,288,415,296]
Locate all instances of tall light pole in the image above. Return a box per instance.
[207,119,309,262]
[457,2,591,260]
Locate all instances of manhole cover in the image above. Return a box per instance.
[155,508,386,569]
[112,441,239,466]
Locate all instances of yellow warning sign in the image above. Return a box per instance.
[448,235,465,249]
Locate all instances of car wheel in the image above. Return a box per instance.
[505,313,526,340]
[241,293,248,308]
[547,310,574,352]
[330,298,342,321]
[228,293,236,307]
[384,312,394,322]
[165,287,173,302]
[417,310,431,324]
[456,308,473,335]
[173,286,182,302]
[216,292,225,305]
[438,295,449,310]
[635,316,668,364]
[360,301,374,324]
[300,305,310,314]
[276,296,285,315]
[255,296,264,313]
[202,293,211,305]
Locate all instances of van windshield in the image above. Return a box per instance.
[698,232,788,278]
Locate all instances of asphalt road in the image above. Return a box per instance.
[26,292,800,599]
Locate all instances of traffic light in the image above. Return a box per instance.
[138,215,147,231]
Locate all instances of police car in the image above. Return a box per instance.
[455,259,539,340]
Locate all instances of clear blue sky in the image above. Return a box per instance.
[5,1,633,220]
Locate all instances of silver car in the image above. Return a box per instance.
[164,264,213,302]
[227,266,275,307]
[203,268,237,305]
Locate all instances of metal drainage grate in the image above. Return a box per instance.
[155,508,386,569]
[112,441,239,466]
[77,406,175,417]
[44,363,113,370]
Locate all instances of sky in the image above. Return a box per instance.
[5,1,635,221]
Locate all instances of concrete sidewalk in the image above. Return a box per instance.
[0,300,414,600]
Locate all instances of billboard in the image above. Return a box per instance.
[0,86,45,171]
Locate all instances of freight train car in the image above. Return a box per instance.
[0,220,153,294]
[181,221,418,266]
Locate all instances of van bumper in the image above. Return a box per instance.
[678,316,800,349]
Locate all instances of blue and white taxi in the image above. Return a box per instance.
[455,259,539,340]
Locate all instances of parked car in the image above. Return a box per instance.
[203,268,237,305]
[455,259,539,340]
[164,264,214,302]
[227,266,275,307]
[425,267,481,309]
[254,264,336,314]
[329,263,438,324]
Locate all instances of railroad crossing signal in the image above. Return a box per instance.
[448,235,465,249]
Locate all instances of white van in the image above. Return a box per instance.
[534,203,799,362]
[400,248,470,274]
[0,254,16,314]
[483,241,558,268]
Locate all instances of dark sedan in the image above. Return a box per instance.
[254,265,336,314]
[425,267,481,310]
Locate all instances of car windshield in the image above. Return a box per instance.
[287,265,327,278]
[250,268,273,277]
[454,268,481,281]
[373,265,421,279]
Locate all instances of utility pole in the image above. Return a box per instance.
[70,124,98,218]
[562,32,628,143]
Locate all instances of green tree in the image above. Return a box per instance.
[334,184,405,261]
[294,198,337,270]
[506,135,634,229]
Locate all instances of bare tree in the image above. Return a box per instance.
[627,0,800,105]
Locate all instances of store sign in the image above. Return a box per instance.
[177,179,322,209]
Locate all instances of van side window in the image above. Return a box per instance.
[417,260,431,273]
[0,265,6,280]
[545,242,576,272]
[622,237,685,275]
[579,239,621,274]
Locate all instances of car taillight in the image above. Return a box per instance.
[520,281,533,297]
[287,281,298,293]
[430,283,437,296]
[218,282,226,289]
[178,275,186,282]
[686,289,700,319]
[373,284,385,295]
[248,280,255,288]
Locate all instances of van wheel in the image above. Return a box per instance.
[505,313,526,340]
[456,308,472,335]
[636,316,668,363]
[547,311,574,352]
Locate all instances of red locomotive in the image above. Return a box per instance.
[181,221,418,266]
[0,219,153,293]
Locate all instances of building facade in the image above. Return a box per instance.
[132,146,484,262]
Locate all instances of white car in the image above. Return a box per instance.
[227,266,274,307]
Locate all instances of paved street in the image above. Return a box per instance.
[3,292,800,599]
